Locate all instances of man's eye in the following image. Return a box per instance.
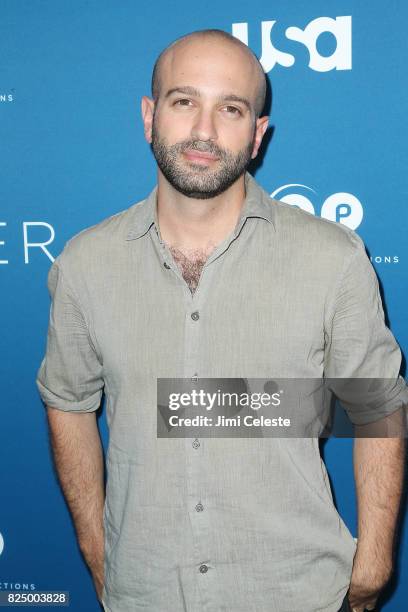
[174,99,192,106]
[224,106,241,115]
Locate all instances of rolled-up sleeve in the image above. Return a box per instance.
[36,258,104,412]
[324,233,408,425]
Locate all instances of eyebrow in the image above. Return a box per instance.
[164,86,252,111]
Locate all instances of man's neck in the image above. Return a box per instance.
[155,170,246,252]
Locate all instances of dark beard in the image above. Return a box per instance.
[150,121,255,199]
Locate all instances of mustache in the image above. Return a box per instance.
[177,140,226,158]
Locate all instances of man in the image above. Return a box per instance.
[36,29,406,612]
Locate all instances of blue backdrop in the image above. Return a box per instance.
[1,1,407,610]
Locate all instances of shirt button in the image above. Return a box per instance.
[191,311,200,321]
[195,502,204,512]
[163,262,171,269]
[199,564,208,573]
[192,439,200,449]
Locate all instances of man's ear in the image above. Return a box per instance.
[141,96,155,143]
[251,116,269,159]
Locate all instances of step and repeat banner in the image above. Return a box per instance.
[1,1,407,610]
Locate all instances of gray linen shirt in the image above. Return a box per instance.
[36,172,407,612]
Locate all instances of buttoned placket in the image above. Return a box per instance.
[151,215,251,610]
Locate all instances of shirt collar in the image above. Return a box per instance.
[126,171,276,241]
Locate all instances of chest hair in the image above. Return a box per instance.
[168,245,216,294]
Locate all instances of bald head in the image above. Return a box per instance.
[151,29,266,118]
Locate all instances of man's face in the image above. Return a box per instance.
[143,37,268,199]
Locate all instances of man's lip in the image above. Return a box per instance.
[183,150,219,161]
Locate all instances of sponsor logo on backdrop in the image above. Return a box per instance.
[0,584,36,591]
[0,222,55,264]
[370,255,399,264]
[271,184,399,264]
[0,536,38,591]
[232,16,352,72]
[0,94,13,102]
[271,183,363,229]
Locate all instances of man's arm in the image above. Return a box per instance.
[349,431,406,611]
[47,407,105,602]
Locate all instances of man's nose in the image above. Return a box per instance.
[190,108,218,143]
